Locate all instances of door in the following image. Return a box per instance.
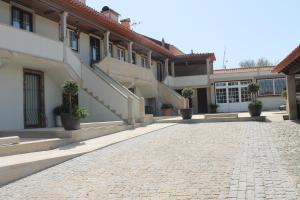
[23,69,45,128]
[90,36,100,66]
[197,88,208,113]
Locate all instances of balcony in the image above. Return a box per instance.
[164,74,209,89]
[0,23,63,62]
[98,56,156,85]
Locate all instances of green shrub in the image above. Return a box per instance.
[73,107,88,119]
[281,90,287,99]
[161,103,173,110]
[181,88,194,99]
[62,80,79,96]
[248,100,263,109]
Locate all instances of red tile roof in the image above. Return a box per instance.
[175,53,216,61]
[53,0,216,62]
[54,0,175,58]
[214,66,274,74]
[272,44,300,73]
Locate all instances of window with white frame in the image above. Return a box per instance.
[117,47,125,62]
[228,88,239,103]
[257,78,286,96]
[241,87,251,102]
[68,29,78,51]
[216,88,227,103]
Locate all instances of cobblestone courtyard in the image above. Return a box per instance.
[1,121,300,199]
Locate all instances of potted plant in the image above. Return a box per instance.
[161,103,173,116]
[248,83,263,117]
[53,105,63,127]
[61,80,88,130]
[180,88,195,119]
[210,103,218,113]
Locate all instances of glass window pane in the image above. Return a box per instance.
[216,88,227,103]
[228,88,239,103]
[215,82,226,87]
[12,9,21,29]
[258,79,274,96]
[228,81,238,86]
[23,13,31,31]
[241,87,251,102]
[274,78,286,95]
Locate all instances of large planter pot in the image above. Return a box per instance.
[210,106,217,113]
[248,105,262,117]
[61,113,80,130]
[180,108,193,120]
[162,108,173,116]
[55,115,63,127]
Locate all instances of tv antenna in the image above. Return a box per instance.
[131,21,141,30]
[222,47,228,69]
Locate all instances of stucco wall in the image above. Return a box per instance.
[259,96,285,111]
[79,90,121,122]
[0,1,10,25]
[0,64,62,130]
[35,15,59,41]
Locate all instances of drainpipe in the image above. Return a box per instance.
[60,11,68,63]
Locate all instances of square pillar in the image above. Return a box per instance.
[164,58,169,77]
[147,50,152,68]
[171,61,175,76]
[104,31,110,57]
[128,41,133,64]
[59,11,68,43]
[286,75,297,120]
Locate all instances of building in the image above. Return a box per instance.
[272,44,300,120]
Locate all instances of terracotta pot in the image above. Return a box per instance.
[162,108,173,116]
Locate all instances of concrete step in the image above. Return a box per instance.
[204,113,239,119]
[0,123,175,187]
[0,123,133,157]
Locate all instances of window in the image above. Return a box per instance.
[215,82,226,87]
[296,78,300,93]
[216,88,227,103]
[12,7,33,32]
[141,57,147,68]
[68,29,78,51]
[241,87,251,102]
[132,52,136,64]
[258,78,286,96]
[228,88,239,103]
[228,81,238,86]
[117,47,125,62]
[109,43,113,57]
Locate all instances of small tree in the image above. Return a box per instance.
[181,88,195,109]
[62,80,79,113]
[248,82,260,102]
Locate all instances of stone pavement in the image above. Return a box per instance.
[0,121,300,199]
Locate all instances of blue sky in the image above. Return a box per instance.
[87,0,300,69]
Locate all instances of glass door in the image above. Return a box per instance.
[90,36,100,66]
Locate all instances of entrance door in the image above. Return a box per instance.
[23,69,45,128]
[197,88,208,113]
[90,36,100,66]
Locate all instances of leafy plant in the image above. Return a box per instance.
[281,90,287,99]
[209,103,219,108]
[248,83,260,102]
[181,88,194,109]
[161,103,173,110]
[73,107,88,119]
[62,80,79,113]
[248,101,263,109]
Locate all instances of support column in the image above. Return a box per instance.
[59,11,68,43]
[139,97,145,123]
[286,75,297,120]
[171,61,175,76]
[104,31,110,57]
[164,58,169,77]
[147,50,152,68]
[127,96,135,125]
[128,41,133,64]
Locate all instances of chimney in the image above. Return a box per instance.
[101,6,120,22]
[120,18,131,29]
[77,0,86,4]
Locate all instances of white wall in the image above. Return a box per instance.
[0,1,10,25]
[44,74,63,127]
[259,96,285,111]
[35,15,59,41]
[79,32,90,66]
[0,65,23,130]
[79,90,121,122]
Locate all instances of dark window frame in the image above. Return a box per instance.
[11,6,33,32]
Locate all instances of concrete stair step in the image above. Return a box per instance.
[0,123,174,187]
